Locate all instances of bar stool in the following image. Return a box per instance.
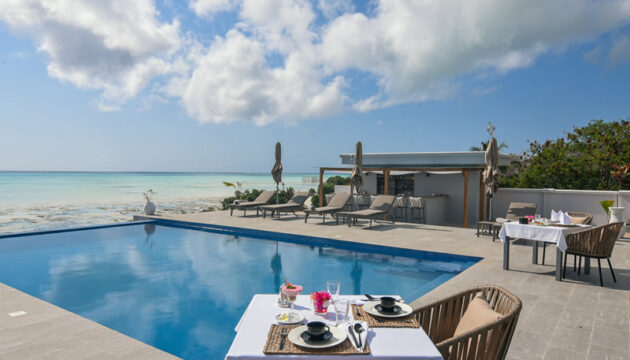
[392,196,409,222]
[409,197,426,224]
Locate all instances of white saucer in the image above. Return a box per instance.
[275,312,305,325]
[363,301,413,318]
[288,325,347,349]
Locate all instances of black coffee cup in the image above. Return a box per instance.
[380,296,396,310]
[306,321,330,337]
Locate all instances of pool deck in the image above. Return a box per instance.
[1,210,628,360]
[0,283,179,359]
[139,210,630,360]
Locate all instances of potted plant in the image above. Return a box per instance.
[143,189,156,215]
[609,164,629,223]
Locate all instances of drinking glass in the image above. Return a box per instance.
[327,281,340,300]
[333,299,350,325]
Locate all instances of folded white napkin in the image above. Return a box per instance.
[561,212,572,225]
[346,321,368,352]
[550,209,559,222]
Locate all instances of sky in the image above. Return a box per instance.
[0,0,629,173]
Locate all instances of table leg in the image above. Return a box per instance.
[556,248,562,281]
[584,257,591,274]
[532,241,539,264]
[503,236,510,270]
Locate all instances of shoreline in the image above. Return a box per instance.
[0,196,226,235]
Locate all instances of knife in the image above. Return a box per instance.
[347,325,359,349]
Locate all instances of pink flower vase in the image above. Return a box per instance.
[310,291,331,315]
[313,300,330,315]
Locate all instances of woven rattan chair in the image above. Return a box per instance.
[414,286,522,360]
[562,222,624,287]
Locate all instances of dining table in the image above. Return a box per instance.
[225,294,443,360]
[498,221,593,280]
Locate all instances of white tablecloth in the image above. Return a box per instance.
[498,222,591,252]
[226,294,442,360]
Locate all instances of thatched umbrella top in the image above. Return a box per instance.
[271,142,283,185]
[351,141,364,194]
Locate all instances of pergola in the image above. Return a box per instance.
[318,151,518,228]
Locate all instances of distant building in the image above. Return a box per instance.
[320,151,517,227]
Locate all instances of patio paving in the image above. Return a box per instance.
[0,283,179,360]
[1,210,627,359]
[139,210,630,360]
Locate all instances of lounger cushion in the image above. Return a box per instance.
[453,294,502,337]
[369,195,396,211]
[341,209,386,218]
[312,206,343,213]
[288,192,310,205]
[254,190,276,203]
[230,201,266,208]
[327,193,352,208]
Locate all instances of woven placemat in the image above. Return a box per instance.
[352,304,419,328]
[263,324,371,355]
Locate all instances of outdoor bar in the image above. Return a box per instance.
[319,151,517,227]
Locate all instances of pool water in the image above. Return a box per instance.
[0,223,479,359]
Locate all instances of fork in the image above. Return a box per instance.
[279,328,288,350]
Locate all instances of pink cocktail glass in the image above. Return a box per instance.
[281,284,303,314]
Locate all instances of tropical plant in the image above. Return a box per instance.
[469,140,508,152]
[611,164,629,206]
[600,200,615,217]
[501,120,630,190]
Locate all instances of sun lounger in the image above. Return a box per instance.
[477,202,537,241]
[228,190,275,216]
[336,195,396,228]
[260,192,310,219]
[304,193,352,223]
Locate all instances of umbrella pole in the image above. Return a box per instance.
[488,197,493,221]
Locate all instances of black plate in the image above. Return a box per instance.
[375,304,402,314]
[300,330,333,343]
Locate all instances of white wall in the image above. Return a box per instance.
[414,171,482,226]
[363,173,377,194]
[493,188,630,225]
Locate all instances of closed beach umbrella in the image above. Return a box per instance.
[484,136,500,219]
[351,141,364,195]
[271,142,283,204]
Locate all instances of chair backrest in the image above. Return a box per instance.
[255,190,276,203]
[288,192,310,205]
[505,202,537,221]
[567,211,593,225]
[566,222,623,257]
[327,192,352,208]
[369,195,396,211]
[415,286,522,360]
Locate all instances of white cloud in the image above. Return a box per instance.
[0,0,182,110]
[190,0,237,16]
[318,0,354,19]
[177,30,346,125]
[320,0,630,108]
[2,0,630,124]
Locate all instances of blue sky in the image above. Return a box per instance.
[0,0,629,173]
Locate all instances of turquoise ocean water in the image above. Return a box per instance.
[0,172,327,234]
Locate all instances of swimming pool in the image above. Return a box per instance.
[0,222,480,359]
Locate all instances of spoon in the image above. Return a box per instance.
[353,323,364,350]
